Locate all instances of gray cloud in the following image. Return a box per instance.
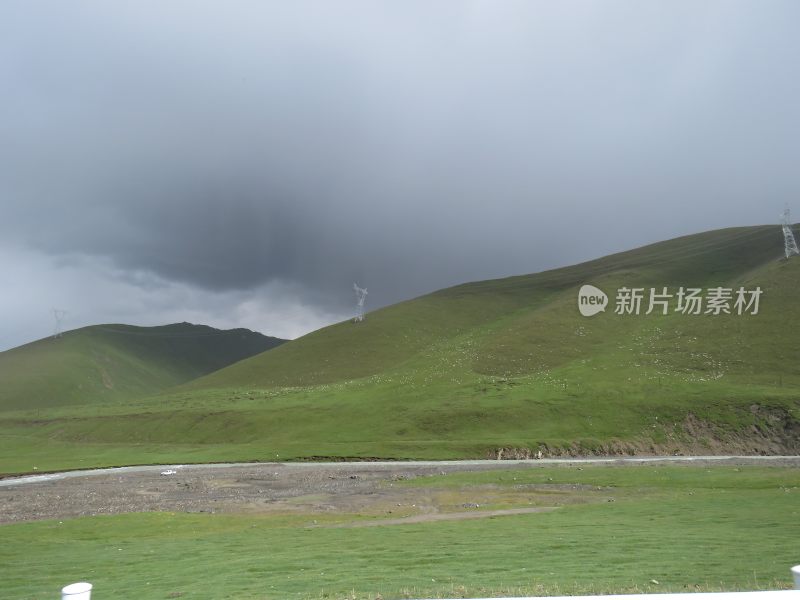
[2,1,799,348]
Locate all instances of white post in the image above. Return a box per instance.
[792,565,800,590]
[61,582,92,599]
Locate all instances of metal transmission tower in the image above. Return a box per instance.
[781,208,799,259]
[52,309,67,339]
[353,283,368,322]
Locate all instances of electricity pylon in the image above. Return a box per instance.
[52,309,67,339]
[781,207,799,259]
[353,283,368,322]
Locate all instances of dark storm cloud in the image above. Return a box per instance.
[2,0,800,342]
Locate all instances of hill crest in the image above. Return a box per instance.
[0,322,285,411]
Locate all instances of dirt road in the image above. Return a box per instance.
[1,456,797,524]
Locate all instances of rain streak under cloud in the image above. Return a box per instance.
[1,0,799,349]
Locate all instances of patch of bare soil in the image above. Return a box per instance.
[324,506,559,528]
[1,457,797,525]
[0,463,532,524]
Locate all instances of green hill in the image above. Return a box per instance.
[194,225,790,389]
[1,225,798,474]
[0,323,285,411]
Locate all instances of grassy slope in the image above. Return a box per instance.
[191,225,786,387]
[0,323,285,411]
[2,465,798,598]
[1,225,799,473]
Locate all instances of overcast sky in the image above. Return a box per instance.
[1,1,799,350]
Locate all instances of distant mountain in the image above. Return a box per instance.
[0,323,285,411]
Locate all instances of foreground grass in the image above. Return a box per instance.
[1,466,798,599]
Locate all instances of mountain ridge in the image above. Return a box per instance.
[0,322,285,411]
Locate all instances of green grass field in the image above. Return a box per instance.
[2,465,798,599]
[1,225,798,474]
